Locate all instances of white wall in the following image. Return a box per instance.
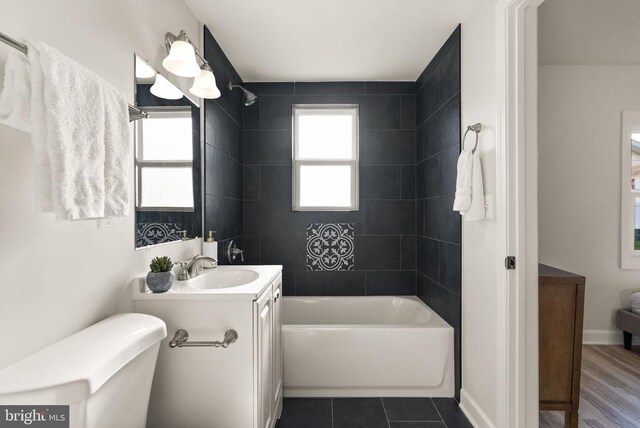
[538,0,640,66]
[459,0,500,425]
[538,65,640,342]
[538,0,640,344]
[0,0,202,368]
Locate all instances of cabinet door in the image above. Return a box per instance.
[272,277,283,419]
[255,289,273,428]
[539,282,576,402]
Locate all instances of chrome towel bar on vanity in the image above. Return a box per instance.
[169,329,239,349]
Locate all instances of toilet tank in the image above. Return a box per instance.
[0,313,166,428]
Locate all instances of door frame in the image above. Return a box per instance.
[495,0,544,426]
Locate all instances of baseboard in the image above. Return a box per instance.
[583,329,640,345]
[459,389,495,428]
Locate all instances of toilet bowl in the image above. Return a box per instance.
[0,313,167,428]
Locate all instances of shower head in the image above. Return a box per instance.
[228,82,258,106]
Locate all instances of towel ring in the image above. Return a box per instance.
[463,123,482,154]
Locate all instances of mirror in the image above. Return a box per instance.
[134,54,202,248]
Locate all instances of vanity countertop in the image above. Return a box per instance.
[133,265,282,301]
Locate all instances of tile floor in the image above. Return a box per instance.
[276,397,473,428]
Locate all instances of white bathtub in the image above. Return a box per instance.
[282,296,454,397]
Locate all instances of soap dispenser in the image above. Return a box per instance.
[202,230,218,260]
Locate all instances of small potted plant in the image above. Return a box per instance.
[146,256,175,293]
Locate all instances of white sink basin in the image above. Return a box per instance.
[134,265,282,300]
[187,269,259,289]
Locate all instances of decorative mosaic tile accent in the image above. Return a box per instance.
[306,223,355,271]
[136,222,183,247]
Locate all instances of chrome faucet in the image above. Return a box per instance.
[176,255,217,281]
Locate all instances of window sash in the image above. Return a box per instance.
[136,164,195,212]
[292,104,359,211]
[293,106,358,161]
[135,106,195,212]
[292,160,359,211]
[136,106,193,162]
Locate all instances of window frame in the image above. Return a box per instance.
[620,111,640,268]
[135,106,195,212]
[292,104,359,211]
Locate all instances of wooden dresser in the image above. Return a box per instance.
[539,264,586,428]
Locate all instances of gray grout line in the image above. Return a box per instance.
[380,398,391,428]
[431,398,448,428]
[417,236,461,246]
[330,398,334,428]
[415,90,461,128]
[417,144,461,164]
[418,272,461,297]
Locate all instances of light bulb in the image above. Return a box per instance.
[189,66,221,99]
[162,40,200,77]
[150,74,183,100]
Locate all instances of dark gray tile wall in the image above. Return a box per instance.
[203,23,462,398]
[242,81,416,296]
[415,26,462,399]
[203,27,246,262]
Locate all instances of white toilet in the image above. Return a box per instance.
[0,313,166,428]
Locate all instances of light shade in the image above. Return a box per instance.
[189,66,221,99]
[162,40,200,77]
[135,56,156,79]
[150,74,183,100]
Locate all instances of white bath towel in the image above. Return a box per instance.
[465,150,485,221]
[452,147,485,221]
[102,85,131,217]
[27,41,130,220]
[452,150,472,212]
[0,49,31,133]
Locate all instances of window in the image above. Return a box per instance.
[135,106,194,211]
[292,104,359,211]
[620,112,640,268]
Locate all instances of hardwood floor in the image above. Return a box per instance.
[539,345,640,428]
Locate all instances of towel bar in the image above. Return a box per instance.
[463,123,482,154]
[168,329,238,349]
[0,30,148,122]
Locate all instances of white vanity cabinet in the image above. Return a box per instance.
[132,265,283,428]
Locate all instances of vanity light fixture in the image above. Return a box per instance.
[150,73,184,100]
[190,63,221,99]
[163,30,221,99]
[135,56,156,79]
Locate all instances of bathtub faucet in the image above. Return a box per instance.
[176,255,217,280]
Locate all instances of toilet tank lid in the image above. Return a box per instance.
[0,313,167,404]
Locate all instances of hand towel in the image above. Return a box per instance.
[465,149,486,221]
[102,85,131,217]
[28,41,130,220]
[0,49,31,133]
[453,150,472,212]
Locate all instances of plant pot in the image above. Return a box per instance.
[146,271,175,293]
